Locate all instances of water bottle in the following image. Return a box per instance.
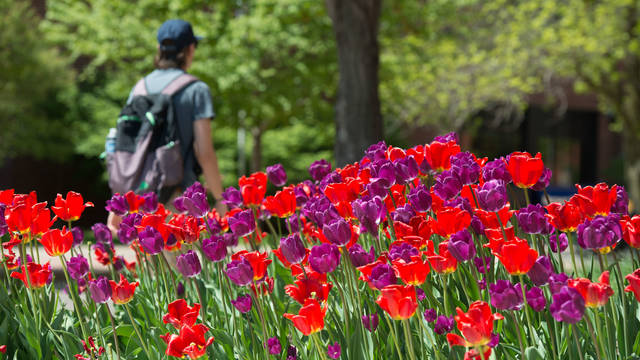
[105,128,117,154]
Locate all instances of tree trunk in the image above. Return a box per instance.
[325,0,383,166]
[250,126,262,173]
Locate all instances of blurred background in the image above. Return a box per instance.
[1,0,638,226]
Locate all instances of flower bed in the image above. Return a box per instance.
[1,132,640,359]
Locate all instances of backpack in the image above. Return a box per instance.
[106,74,198,202]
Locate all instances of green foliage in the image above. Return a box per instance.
[0,0,75,161]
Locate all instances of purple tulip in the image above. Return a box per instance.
[416,287,426,301]
[105,193,128,216]
[67,255,89,281]
[389,242,419,263]
[70,226,84,247]
[470,216,485,236]
[611,186,629,215]
[223,232,239,247]
[474,256,492,274]
[319,171,343,192]
[327,342,341,359]
[549,273,570,293]
[369,263,397,290]
[478,279,487,290]
[174,182,209,218]
[117,213,142,245]
[407,184,432,212]
[231,294,252,313]
[447,229,476,262]
[0,204,7,237]
[267,337,282,355]
[488,333,500,348]
[309,244,341,274]
[477,180,508,212]
[550,233,568,253]
[279,233,307,265]
[287,345,298,360]
[424,308,437,322]
[92,223,113,248]
[434,132,459,143]
[367,178,391,198]
[526,286,547,312]
[433,170,462,200]
[222,187,243,209]
[392,204,415,224]
[176,250,201,278]
[577,214,622,251]
[516,204,553,234]
[489,280,524,311]
[482,158,512,184]
[531,167,552,191]
[450,152,481,186]
[138,226,164,255]
[365,141,387,162]
[294,181,315,207]
[550,285,585,324]
[309,159,332,182]
[228,209,256,238]
[303,196,340,228]
[202,236,227,262]
[372,160,396,186]
[177,282,186,297]
[394,156,419,185]
[352,196,386,236]
[89,276,112,303]
[348,244,375,267]
[434,315,455,335]
[362,313,379,332]
[226,258,254,286]
[266,163,288,187]
[527,256,553,286]
[141,192,158,213]
[444,197,473,214]
[323,218,352,247]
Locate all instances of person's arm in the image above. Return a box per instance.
[193,118,227,214]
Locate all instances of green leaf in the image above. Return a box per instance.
[525,346,546,360]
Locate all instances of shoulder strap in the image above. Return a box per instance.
[132,78,148,96]
[161,74,199,96]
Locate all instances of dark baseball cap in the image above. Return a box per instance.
[157,19,203,52]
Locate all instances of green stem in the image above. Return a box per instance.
[60,255,88,342]
[123,303,150,358]
[402,319,417,360]
[523,188,531,207]
[518,275,535,345]
[590,309,606,360]
[572,324,585,360]
[382,315,404,360]
[567,232,580,276]
[312,333,328,360]
[105,304,121,360]
[509,312,526,360]
[191,277,207,324]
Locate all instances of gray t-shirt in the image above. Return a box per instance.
[127,68,215,189]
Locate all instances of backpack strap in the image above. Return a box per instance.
[132,78,148,96]
[161,74,199,96]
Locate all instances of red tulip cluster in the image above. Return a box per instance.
[161,299,214,359]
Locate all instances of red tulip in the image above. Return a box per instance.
[474,205,513,229]
[431,207,471,238]
[625,268,640,302]
[238,172,267,207]
[426,241,458,274]
[109,274,139,305]
[506,152,544,188]
[124,191,146,213]
[573,183,617,219]
[425,140,461,172]
[263,186,297,218]
[546,201,583,233]
[284,298,328,336]
[568,271,614,308]
[393,255,430,285]
[166,214,203,245]
[163,299,201,329]
[5,203,33,235]
[51,191,94,222]
[491,238,538,275]
[231,250,272,281]
[39,227,73,257]
[0,345,6,354]
[621,215,640,249]
[447,301,503,350]
[0,189,14,205]
[29,203,54,238]
[161,324,214,359]
[285,277,333,304]
[376,284,418,320]
[11,262,51,289]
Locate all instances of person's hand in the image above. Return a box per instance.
[107,212,122,237]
